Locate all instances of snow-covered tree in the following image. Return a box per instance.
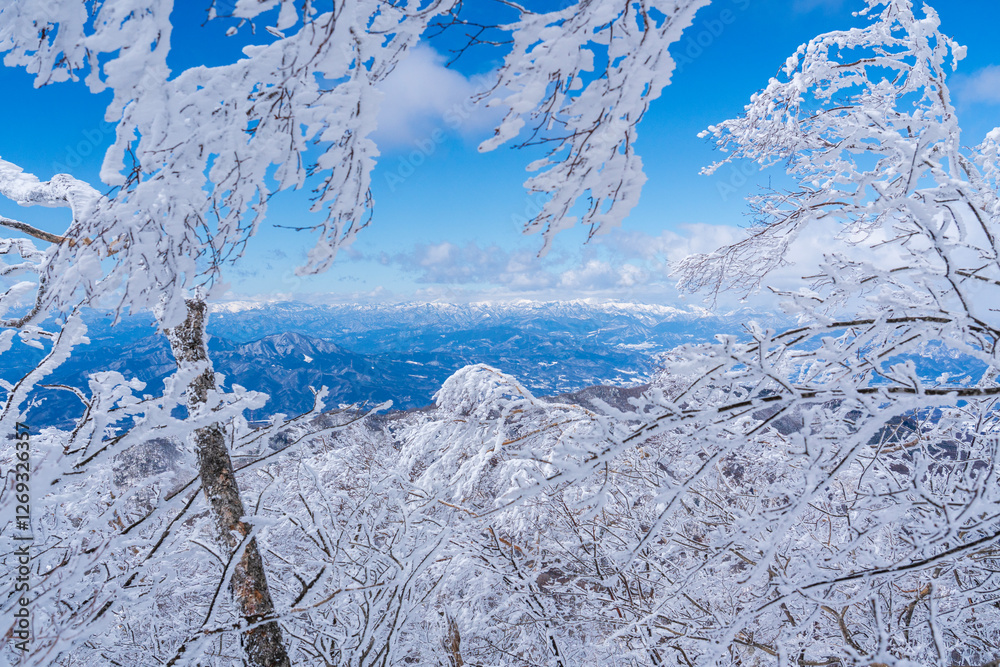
[334,1,1000,663]
[11,0,1000,664]
[0,1,711,664]
[662,0,1000,662]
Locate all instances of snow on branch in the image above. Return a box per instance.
[0,0,709,328]
[481,0,711,254]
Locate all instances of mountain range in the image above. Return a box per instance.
[7,299,980,428]
[12,300,780,427]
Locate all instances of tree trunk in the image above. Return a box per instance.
[445,615,464,667]
[166,298,291,667]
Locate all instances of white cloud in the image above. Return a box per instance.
[378,231,691,299]
[231,217,917,309]
[380,241,555,289]
[596,221,911,305]
[953,65,1000,107]
[557,259,650,291]
[374,46,500,151]
[369,224,757,301]
[337,222,867,305]
[597,225,744,266]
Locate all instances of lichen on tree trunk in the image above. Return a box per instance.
[166,298,291,667]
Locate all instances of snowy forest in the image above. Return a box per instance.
[2,0,1000,665]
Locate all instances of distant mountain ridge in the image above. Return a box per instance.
[12,300,782,426]
[203,299,724,346]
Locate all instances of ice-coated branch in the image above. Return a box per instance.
[0,1,718,327]
[647,1,1000,663]
[481,0,712,254]
[0,217,66,245]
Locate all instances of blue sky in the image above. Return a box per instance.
[2,0,1000,307]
